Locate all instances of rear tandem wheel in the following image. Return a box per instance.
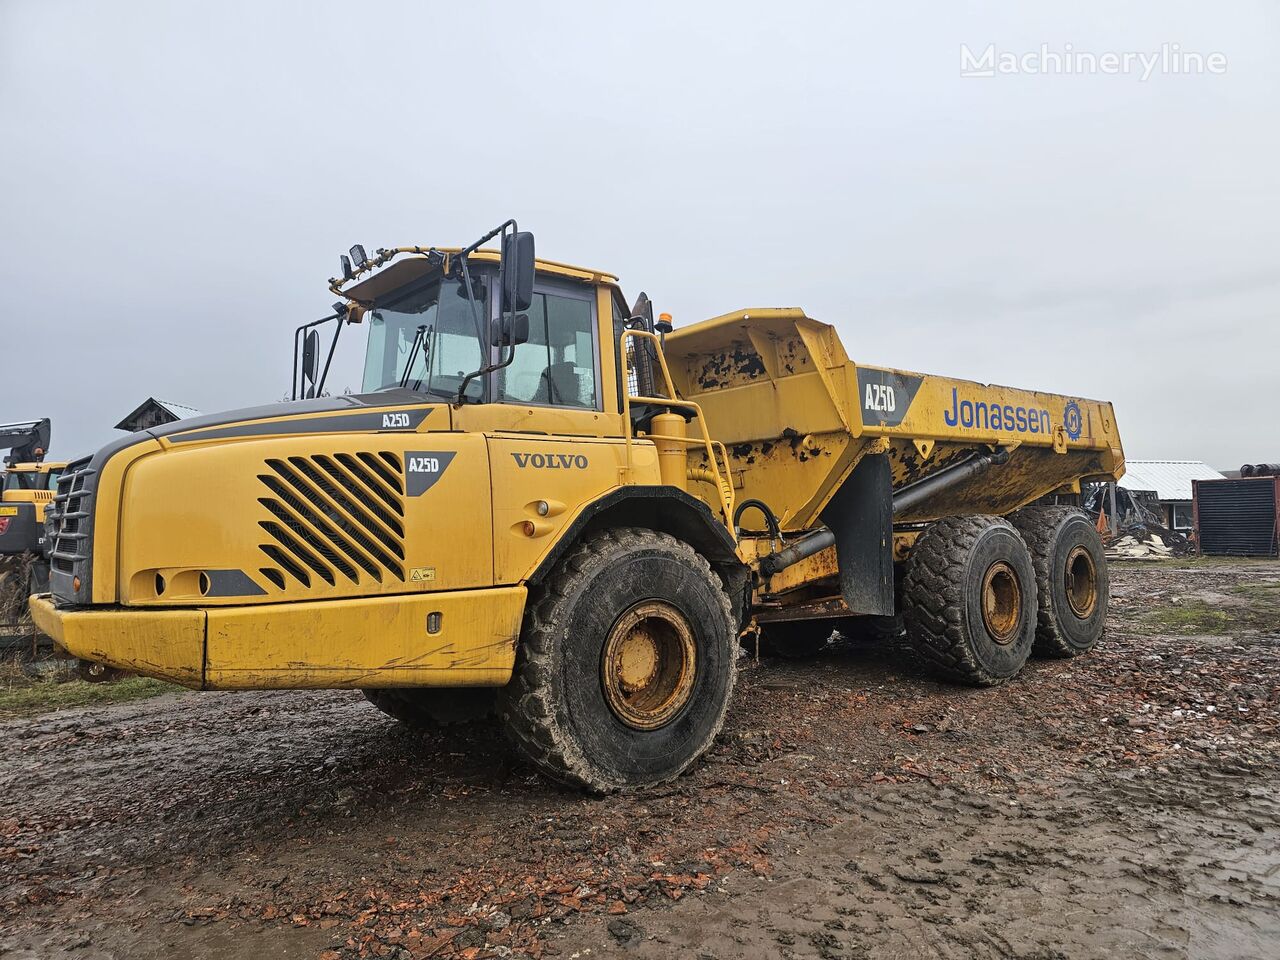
[902,515,1038,686]
[1010,505,1109,658]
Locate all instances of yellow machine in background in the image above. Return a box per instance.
[32,222,1124,791]
[1,419,64,606]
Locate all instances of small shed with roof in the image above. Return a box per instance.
[114,398,203,433]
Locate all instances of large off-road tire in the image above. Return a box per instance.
[498,527,736,793]
[1010,505,1109,658]
[902,515,1038,686]
[747,619,838,658]
[361,688,495,727]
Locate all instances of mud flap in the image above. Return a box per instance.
[819,454,894,617]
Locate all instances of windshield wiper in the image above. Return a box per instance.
[399,323,431,391]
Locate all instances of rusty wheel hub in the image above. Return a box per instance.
[601,601,696,730]
[981,561,1022,644]
[1064,545,1098,619]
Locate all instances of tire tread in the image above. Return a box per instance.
[1010,504,1106,658]
[498,527,735,793]
[902,515,1034,686]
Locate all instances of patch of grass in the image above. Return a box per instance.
[1232,581,1280,628]
[1144,603,1235,634]
[0,669,179,719]
[1143,582,1280,635]
[1232,581,1280,600]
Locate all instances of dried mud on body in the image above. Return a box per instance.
[1,560,1278,960]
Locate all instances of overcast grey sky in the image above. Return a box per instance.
[1,1,1276,468]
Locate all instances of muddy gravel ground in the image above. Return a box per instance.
[2,559,1278,960]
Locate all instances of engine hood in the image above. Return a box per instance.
[47,390,450,607]
[152,390,445,446]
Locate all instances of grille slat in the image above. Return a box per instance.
[309,455,405,543]
[283,456,403,556]
[255,451,407,589]
[254,488,373,586]
[259,567,286,590]
[257,494,365,583]
[48,456,96,592]
[259,520,336,586]
[265,462,394,577]
[259,543,311,588]
[363,452,404,493]
[334,453,404,517]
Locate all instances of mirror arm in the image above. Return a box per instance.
[292,326,302,401]
[455,219,523,405]
[458,218,517,259]
[315,316,344,398]
[292,310,342,400]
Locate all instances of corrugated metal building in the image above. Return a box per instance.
[1119,460,1225,532]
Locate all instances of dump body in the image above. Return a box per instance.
[665,309,1123,530]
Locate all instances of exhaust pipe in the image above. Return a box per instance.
[758,447,1011,577]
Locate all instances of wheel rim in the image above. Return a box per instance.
[980,561,1022,644]
[601,601,697,730]
[1064,546,1098,618]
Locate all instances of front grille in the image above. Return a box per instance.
[48,455,96,601]
[256,451,406,590]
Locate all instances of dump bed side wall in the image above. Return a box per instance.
[665,310,1124,529]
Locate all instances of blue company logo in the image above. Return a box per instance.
[944,388,1051,435]
[1063,401,1083,441]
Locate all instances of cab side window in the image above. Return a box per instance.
[497,287,598,409]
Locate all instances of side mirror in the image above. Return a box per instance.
[301,329,320,397]
[502,231,535,313]
[492,313,529,347]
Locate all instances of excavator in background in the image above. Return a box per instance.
[1,419,65,626]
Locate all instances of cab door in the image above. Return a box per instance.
[455,277,624,438]
[477,277,634,582]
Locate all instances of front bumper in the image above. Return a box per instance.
[30,585,526,690]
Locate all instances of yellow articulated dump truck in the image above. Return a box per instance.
[31,221,1124,791]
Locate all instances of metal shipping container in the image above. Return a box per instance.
[1193,476,1280,557]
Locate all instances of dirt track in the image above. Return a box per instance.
[2,560,1278,959]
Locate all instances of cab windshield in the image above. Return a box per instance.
[360,277,487,400]
[3,469,59,491]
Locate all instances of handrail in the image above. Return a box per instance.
[619,329,736,531]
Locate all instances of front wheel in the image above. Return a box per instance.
[499,528,736,793]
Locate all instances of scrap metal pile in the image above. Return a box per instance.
[1084,485,1192,560]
